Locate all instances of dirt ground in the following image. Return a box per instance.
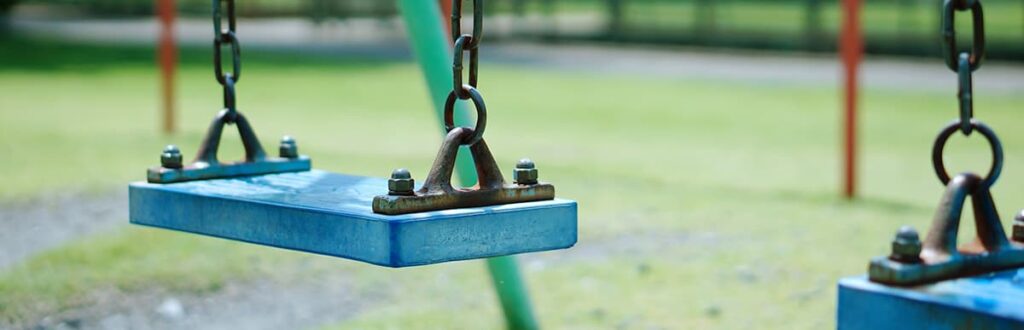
[0,191,126,270]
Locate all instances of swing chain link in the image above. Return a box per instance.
[445,0,487,146]
[451,0,483,99]
[941,0,985,135]
[931,0,1003,189]
[956,53,973,134]
[213,0,241,121]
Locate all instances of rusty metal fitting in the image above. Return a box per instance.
[279,135,298,159]
[388,168,415,196]
[161,145,183,169]
[1013,210,1024,242]
[513,158,538,185]
[890,226,923,263]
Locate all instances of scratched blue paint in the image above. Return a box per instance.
[838,270,1024,329]
[129,170,577,267]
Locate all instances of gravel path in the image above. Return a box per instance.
[0,190,127,270]
[28,274,375,330]
[487,43,1024,94]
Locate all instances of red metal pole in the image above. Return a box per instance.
[158,0,177,134]
[439,0,452,40]
[840,0,862,199]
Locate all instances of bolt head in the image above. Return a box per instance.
[391,168,412,180]
[279,135,298,159]
[516,158,536,169]
[160,144,183,169]
[895,226,919,241]
[514,158,538,185]
[281,135,295,145]
[1013,210,1024,242]
[388,168,415,195]
[890,226,922,263]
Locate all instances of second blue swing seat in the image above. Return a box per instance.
[129,111,577,267]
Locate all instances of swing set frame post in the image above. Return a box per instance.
[157,0,176,134]
[397,1,541,329]
[840,0,862,199]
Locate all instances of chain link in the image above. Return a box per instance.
[941,0,985,135]
[451,0,483,49]
[446,0,487,145]
[930,0,1002,188]
[956,53,973,134]
[451,0,483,99]
[942,0,985,73]
[222,74,236,116]
[213,0,241,119]
[452,35,478,98]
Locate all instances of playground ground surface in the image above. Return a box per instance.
[2,35,1024,329]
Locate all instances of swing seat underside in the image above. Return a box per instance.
[128,170,577,267]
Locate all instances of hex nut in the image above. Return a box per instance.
[513,158,538,185]
[279,135,298,159]
[388,168,415,196]
[1013,210,1024,242]
[160,145,183,169]
[890,225,922,263]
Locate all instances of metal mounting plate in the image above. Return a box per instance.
[869,249,1024,286]
[373,183,555,215]
[147,156,311,183]
[838,272,1024,329]
[129,170,577,267]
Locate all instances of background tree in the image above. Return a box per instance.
[0,0,17,32]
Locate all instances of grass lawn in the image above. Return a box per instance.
[2,35,1024,328]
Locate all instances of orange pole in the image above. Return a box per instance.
[840,0,862,199]
[439,0,453,40]
[158,0,177,134]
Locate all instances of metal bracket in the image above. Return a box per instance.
[372,127,555,215]
[869,173,1024,286]
[147,109,310,183]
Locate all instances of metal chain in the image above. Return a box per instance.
[445,0,487,146]
[451,0,483,99]
[941,0,985,135]
[931,0,1003,189]
[213,0,241,121]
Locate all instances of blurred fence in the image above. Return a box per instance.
[14,0,1024,60]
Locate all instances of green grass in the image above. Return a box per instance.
[2,35,1024,328]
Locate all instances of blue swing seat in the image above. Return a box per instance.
[128,170,577,267]
[838,271,1024,329]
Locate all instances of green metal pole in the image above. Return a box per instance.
[396,2,540,329]
[484,254,538,330]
